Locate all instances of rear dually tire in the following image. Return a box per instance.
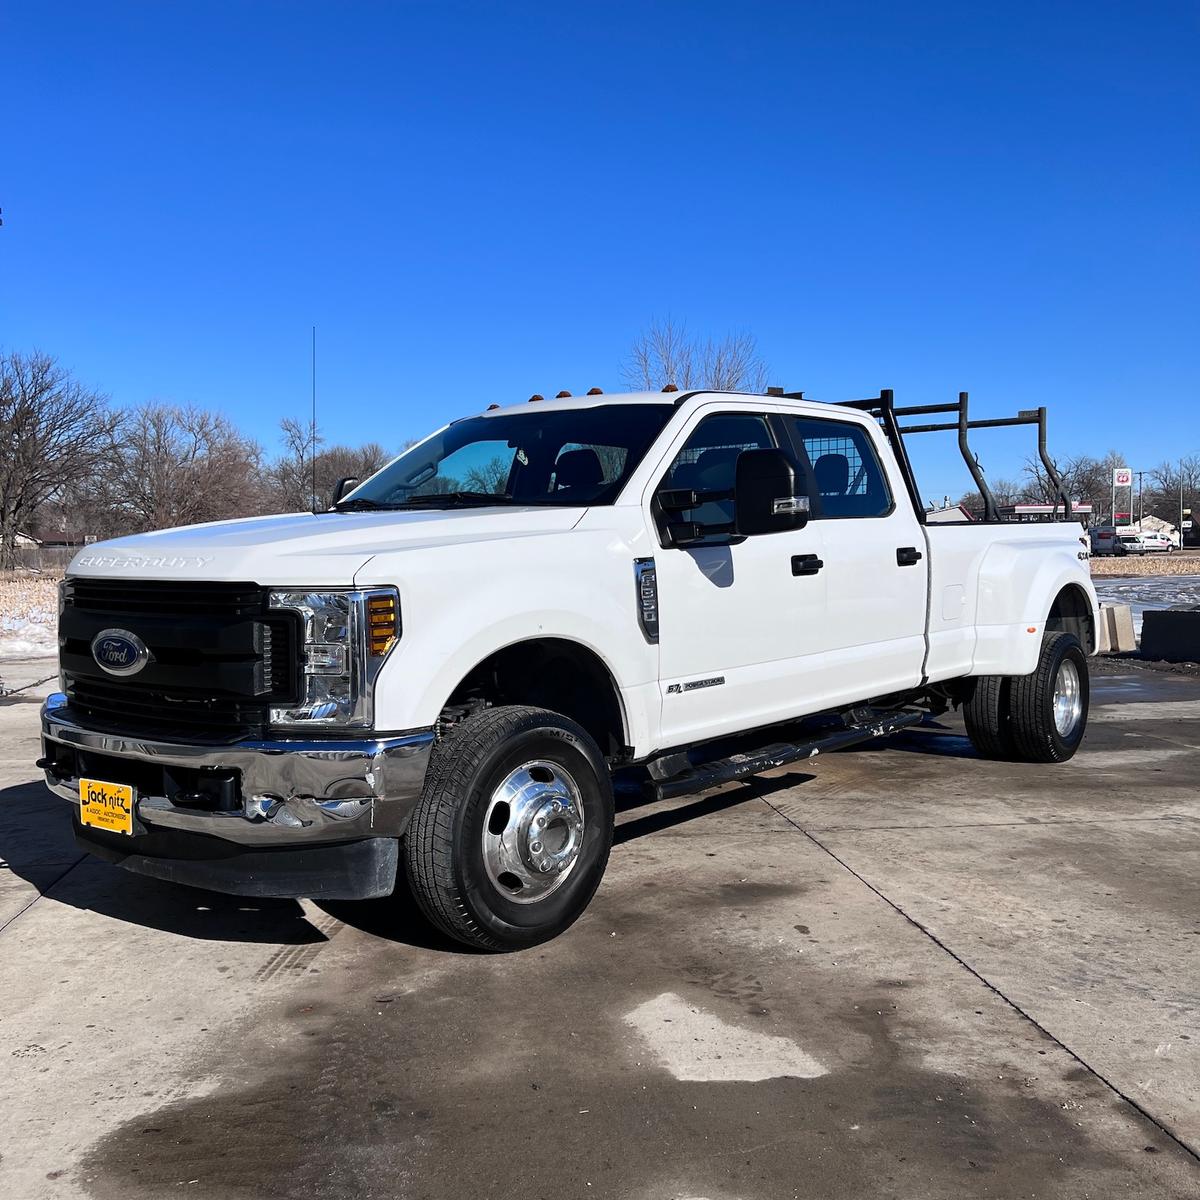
[1008,632,1089,763]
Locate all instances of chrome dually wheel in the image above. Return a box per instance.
[482,760,586,903]
[404,706,614,951]
[1052,657,1083,738]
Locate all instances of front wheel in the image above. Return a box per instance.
[1008,632,1089,762]
[404,706,614,951]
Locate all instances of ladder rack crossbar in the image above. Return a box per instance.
[824,389,1072,523]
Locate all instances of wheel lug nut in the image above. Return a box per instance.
[552,801,562,813]
[536,817,546,828]
[531,841,542,853]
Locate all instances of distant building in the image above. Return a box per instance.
[995,503,1092,524]
[930,502,1093,525]
[925,504,974,523]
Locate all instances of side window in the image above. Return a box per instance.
[660,413,775,531]
[790,418,892,519]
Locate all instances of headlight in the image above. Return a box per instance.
[267,588,399,729]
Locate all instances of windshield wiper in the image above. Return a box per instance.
[333,497,399,511]
[334,491,521,512]
[394,491,519,508]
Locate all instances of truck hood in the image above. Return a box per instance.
[68,506,585,586]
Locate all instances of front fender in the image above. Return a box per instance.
[357,529,659,751]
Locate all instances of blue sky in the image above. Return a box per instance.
[2,1,1196,501]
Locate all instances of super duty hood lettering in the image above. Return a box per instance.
[74,554,216,571]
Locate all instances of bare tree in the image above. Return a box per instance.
[264,419,393,512]
[1022,453,1109,510]
[623,319,770,393]
[267,417,324,512]
[957,476,1026,513]
[0,352,120,567]
[316,441,392,506]
[112,403,264,531]
[1144,456,1200,525]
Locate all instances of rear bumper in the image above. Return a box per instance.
[40,694,434,898]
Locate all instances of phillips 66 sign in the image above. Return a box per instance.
[1113,467,1132,488]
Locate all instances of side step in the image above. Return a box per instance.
[646,709,926,802]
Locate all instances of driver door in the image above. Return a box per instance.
[648,409,833,748]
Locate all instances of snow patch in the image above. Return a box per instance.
[1093,574,1200,637]
[0,613,57,660]
[623,992,826,1082]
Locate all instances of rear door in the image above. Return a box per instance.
[782,413,928,699]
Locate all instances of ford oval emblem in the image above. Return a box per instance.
[91,629,151,677]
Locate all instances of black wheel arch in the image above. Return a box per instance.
[441,637,630,760]
[1046,583,1096,654]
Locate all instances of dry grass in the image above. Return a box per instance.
[0,575,61,618]
[1090,553,1200,577]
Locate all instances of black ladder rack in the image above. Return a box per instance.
[777,388,1072,524]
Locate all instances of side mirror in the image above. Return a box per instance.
[331,476,360,506]
[735,449,809,536]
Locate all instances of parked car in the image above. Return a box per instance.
[41,389,1099,949]
[1118,533,1149,556]
[1137,530,1176,553]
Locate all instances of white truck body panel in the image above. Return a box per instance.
[64,391,1098,760]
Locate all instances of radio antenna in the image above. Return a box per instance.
[310,325,317,512]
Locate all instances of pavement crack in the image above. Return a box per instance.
[802,815,1189,833]
[0,855,87,937]
[758,792,1200,1168]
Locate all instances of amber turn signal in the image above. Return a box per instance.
[367,594,399,656]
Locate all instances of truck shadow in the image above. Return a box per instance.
[318,885,465,952]
[837,724,978,758]
[0,780,329,945]
[0,732,964,955]
[612,769,816,843]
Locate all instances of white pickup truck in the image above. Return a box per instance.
[41,388,1098,949]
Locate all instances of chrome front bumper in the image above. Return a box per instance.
[40,694,435,848]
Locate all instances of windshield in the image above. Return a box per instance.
[339,404,674,509]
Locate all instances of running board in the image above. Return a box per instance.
[647,709,926,802]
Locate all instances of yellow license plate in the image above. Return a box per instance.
[79,778,135,836]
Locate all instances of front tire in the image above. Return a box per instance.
[1008,632,1089,763]
[404,706,614,951]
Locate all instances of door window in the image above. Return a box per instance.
[659,413,775,534]
[789,418,892,518]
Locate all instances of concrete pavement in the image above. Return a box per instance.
[1,660,1198,1199]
